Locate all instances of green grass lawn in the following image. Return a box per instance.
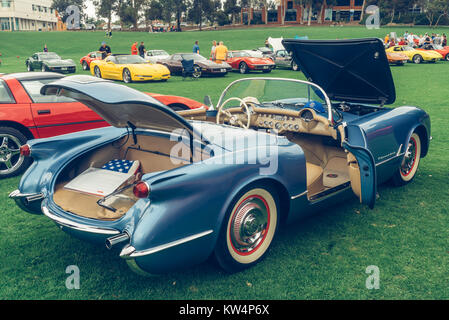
[0,26,448,300]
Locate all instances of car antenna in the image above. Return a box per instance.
[127,121,138,145]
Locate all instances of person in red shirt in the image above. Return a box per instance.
[131,42,138,55]
[398,38,406,46]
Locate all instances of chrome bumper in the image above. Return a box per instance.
[42,205,120,235]
[9,190,45,203]
[119,230,213,259]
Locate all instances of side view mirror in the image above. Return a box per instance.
[204,95,214,110]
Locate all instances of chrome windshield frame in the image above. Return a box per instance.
[216,77,334,125]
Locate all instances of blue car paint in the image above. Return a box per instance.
[12,75,431,274]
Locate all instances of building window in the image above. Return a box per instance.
[32,4,36,11]
[44,7,48,13]
[287,1,293,10]
[268,9,278,22]
[285,9,297,22]
[1,17,10,30]
[354,0,364,6]
[336,0,350,6]
[38,5,42,12]
[1,0,11,8]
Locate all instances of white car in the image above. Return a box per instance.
[145,50,170,63]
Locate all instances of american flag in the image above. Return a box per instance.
[101,159,136,174]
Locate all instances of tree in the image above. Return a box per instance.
[93,0,118,30]
[118,0,145,30]
[144,0,164,22]
[426,0,449,27]
[223,0,240,24]
[188,0,214,30]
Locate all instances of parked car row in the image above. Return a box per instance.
[385,44,449,65]
[0,72,206,178]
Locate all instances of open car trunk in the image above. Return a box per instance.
[52,133,205,221]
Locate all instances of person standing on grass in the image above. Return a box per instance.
[193,41,200,54]
[442,34,447,47]
[99,41,111,59]
[43,44,48,52]
[131,42,138,55]
[210,40,217,60]
[138,41,146,58]
[214,41,228,63]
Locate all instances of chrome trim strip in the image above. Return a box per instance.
[42,206,120,235]
[291,190,308,200]
[375,152,405,167]
[120,230,214,259]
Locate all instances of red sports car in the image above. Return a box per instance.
[80,51,103,71]
[226,50,275,74]
[416,44,449,61]
[0,72,205,178]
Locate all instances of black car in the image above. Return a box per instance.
[158,53,232,77]
[26,52,76,74]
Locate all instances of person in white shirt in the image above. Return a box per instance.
[210,40,217,60]
[407,33,415,47]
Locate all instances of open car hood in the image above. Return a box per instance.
[40,75,195,135]
[267,37,285,52]
[283,38,396,105]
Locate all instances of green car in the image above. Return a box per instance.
[26,52,76,74]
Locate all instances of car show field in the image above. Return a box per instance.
[0,26,448,299]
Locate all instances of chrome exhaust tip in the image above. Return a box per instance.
[105,232,130,250]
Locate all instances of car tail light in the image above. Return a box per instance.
[133,182,150,198]
[20,144,31,157]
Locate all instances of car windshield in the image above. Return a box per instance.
[116,55,147,64]
[218,78,329,113]
[152,50,168,56]
[40,52,61,60]
[232,51,250,58]
[181,53,206,61]
[402,46,415,51]
[433,45,443,50]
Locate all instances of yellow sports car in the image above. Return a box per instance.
[386,45,442,64]
[90,54,171,83]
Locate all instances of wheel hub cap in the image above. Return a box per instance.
[401,139,416,176]
[0,135,22,173]
[231,197,268,254]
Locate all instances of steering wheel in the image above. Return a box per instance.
[216,97,252,129]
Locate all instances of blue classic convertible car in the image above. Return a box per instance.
[10,38,430,275]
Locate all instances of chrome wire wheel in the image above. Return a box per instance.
[82,61,89,70]
[0,134,23,176]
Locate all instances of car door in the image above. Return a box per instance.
[275,50,289,67]
[101,56,118,79]
[31,54,41,70]
[170,55,183,73]
[342,140,377,209]
[20,78,107,138]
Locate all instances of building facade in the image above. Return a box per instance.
[242,0,365,25]
[0,0,57,31]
